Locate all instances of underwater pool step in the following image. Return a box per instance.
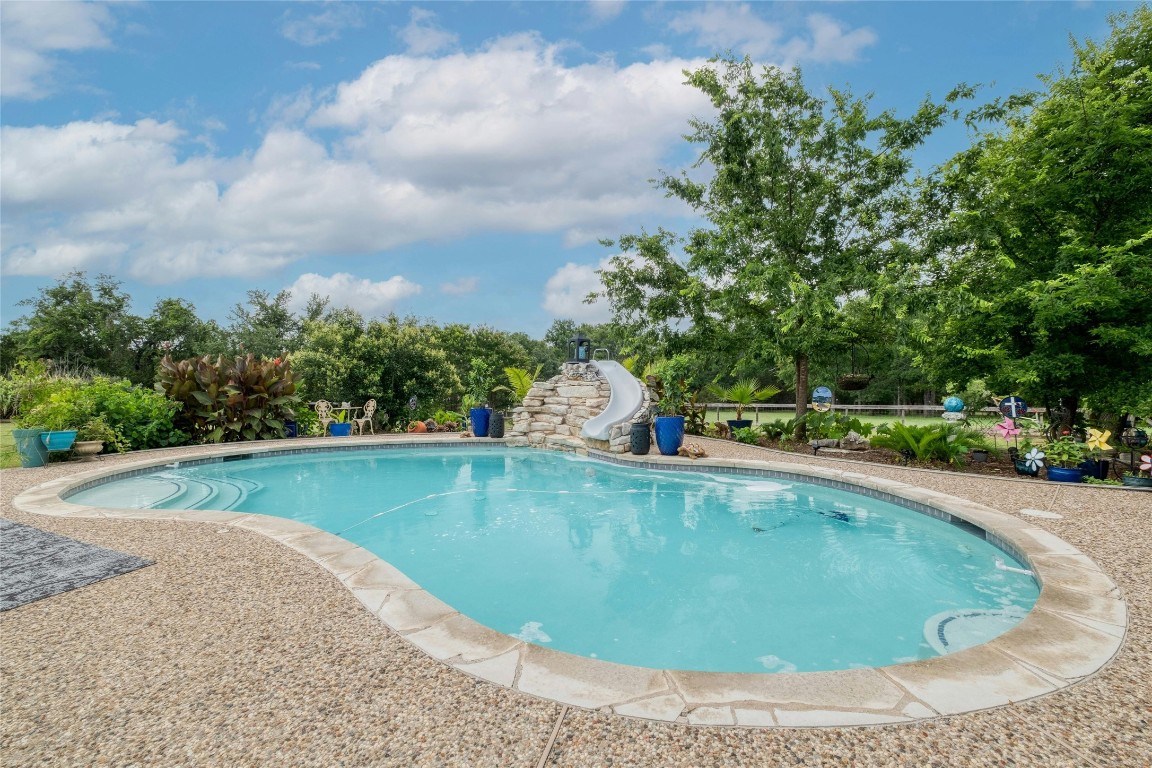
[149,473,263,511]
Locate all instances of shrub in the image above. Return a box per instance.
[732,426,760,445]
[872,422,986,465]
[16,375,184,451]
[81,378,185,450]
[156,354,302,443]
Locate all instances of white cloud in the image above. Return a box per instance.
[440,277,479,295]
[1,36,710,283]
[397,8,458,56]
[542,258,614,323]
[587,1,626,23]
[0,1,116,99]
[2,239,127,276]
[668,5,876,65]
[285,272,422,316]
[279,5,363,47]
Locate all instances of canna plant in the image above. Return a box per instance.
[156,354,302,443]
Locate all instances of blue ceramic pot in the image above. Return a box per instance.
[470,407,492,438]
[1078,459,1109,480]
[1047,466,1085,483]
[329,422,352,437]
[727,419,753,431]
[654,415,685,456]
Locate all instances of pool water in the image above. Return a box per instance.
[68,448,1039,673]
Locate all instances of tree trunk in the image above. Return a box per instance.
[1059,394,1079,435]
[794,354,809,441]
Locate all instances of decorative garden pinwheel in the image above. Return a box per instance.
[1086,428,1113,452]
[1024,447,1046,472]
[994,417,1022,451]
[994,418,1020,439]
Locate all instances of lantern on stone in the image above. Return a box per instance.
[568,334,591,363]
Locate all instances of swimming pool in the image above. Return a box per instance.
[66,446,1039,673]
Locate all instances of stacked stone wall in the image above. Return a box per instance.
[506,362,650,454]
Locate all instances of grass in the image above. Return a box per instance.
[1,422,20,469]
[704,409,958,430]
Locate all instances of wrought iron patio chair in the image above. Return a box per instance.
[353,399,376,435]
[314,400,334,436]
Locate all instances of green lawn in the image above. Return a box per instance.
[1,422,19,469]
[703,409,965,430]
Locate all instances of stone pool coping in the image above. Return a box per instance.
[12,436,1127,728]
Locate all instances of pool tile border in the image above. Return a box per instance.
[12,437,1127,728]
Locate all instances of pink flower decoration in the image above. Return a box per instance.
[994,418,1021,439]
[1141,454,1152,472]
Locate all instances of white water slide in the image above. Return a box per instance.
[580,360,646,441]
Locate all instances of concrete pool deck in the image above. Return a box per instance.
[2,435,1149,766]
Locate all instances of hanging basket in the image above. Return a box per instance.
[837,373,873,391]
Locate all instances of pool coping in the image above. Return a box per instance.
[12,437,1127,728]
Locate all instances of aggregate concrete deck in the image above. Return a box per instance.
[2,435,1149,767]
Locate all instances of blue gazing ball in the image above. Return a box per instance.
[943,396,964,413]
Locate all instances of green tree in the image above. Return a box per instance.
[598,57,965,436]
[5,272,142,378]
[920,7,1152,426]
[293,311,461,427]
[431,324,532,410]
[128,298,228,385]
[228,289,305,358]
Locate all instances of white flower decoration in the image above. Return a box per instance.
[1024,447,1046,472]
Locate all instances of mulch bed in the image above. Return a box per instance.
[731,439,1031,478]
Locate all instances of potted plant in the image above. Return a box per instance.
[463,359,495,437]
[74,416,120,459]
[1044,437,1087,483]
[1122,453,1152,488]
[329,409,353,437]
[1079,428,1113,480]
[708,379,780,431]
[17,396,81,460]
[647,376,687,457]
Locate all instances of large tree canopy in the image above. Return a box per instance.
[920,7,1152,422]
[597,57,965,434]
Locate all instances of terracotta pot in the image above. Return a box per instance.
[407,420,428,433]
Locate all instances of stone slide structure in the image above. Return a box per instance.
[506,361,650,453]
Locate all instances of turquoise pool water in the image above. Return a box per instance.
[68,448,1039,673]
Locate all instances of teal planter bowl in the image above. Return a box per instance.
[41,430,78,452]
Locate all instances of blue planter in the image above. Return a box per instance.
[1047,466,1085,483]
[13,428,48,467]
[1078,459,1109,480]
[727,419,753,431]
[470,407,492,438]
[329,422,352,437]
[654,415,685,456]
[41,430,78,452]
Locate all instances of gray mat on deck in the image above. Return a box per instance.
[0,518,153,611]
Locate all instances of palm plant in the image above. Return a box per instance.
[708,379,782,421]
[493,364,543,402]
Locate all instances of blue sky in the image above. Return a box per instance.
[0,1,1126,336]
